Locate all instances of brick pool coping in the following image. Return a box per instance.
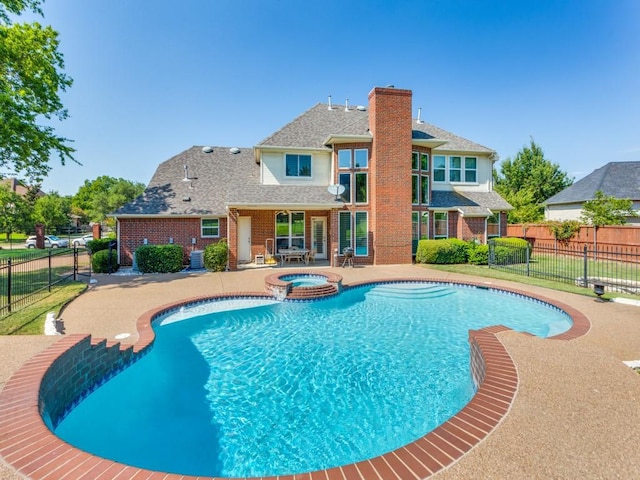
[0,278,590,480]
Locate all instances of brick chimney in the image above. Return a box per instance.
[368,86,413,264]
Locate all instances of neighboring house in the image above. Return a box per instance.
[0,178,45,198]
[545,161,640,225]
[113,86,512,270]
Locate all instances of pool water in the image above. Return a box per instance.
[279,274,328,287]
[54,282,571,477]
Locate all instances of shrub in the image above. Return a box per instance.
[204,240,228,272]
[92,249,119,273]
[86,238,115,254]
[489,237,531,265]
[468,244,489,265]
[135,244,184,273]
[415,239,469,264]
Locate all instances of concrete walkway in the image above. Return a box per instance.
[1,264,640,479]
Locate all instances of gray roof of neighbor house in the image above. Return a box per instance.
[258,103,494,154]
[431,190,513,216]
[112,146,337,217]
[545,161,640,205]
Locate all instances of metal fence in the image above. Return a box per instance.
[0,248,91,317]
[488,239,640,296]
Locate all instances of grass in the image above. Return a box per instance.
[0,282,87,335]
[420,262,630,301]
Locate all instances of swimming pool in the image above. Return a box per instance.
[53,281,572,478]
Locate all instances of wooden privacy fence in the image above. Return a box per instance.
[507,224,640,250]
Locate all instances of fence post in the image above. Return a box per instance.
[7,258,12,313]
[73,247,78,281]
[526,246,530,277]
[48,250,52,292]
[583,244,588,288]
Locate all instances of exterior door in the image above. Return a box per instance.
[311,217,327,259]
[237,216,251,263]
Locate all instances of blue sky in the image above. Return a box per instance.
[18,0,640,195]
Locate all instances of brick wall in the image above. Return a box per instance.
[118,217,228,266]
[458,217,486,241]
[368,86,413,264]
[40,336,137,428]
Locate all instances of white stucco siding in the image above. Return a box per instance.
[545,203,587,221]
[261,151,332,186]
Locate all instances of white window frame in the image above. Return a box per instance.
[464,157,477,183]
[285,153,312,177]
[487,212,500,238]
[354,211,369,256]
[354,172,368,204]
[433,155,446,182]
[338,150,351,169]
[201,218,220,237]
[354,149,368,168]
[434,212,448,239]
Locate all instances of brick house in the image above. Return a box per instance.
[112,86,511,270]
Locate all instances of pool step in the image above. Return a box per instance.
[365,283,453,300]
[288,283,339,300]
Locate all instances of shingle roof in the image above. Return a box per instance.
[431,190,512,216]
[112,146,338,217]
[258,103,494,154]
[545,161,640,205]
[113,146,259,216]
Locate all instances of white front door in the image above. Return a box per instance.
[311,217,327,259]
[237,216,251,263]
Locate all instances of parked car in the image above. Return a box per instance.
[72,234,94,248]
[25,235,70,249]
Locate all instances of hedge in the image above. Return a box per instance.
[92,249,119,273]
[204,240,228,272]
[135,244,184,273]
[415,239,469,264]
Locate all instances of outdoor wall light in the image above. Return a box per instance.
[143,238,148,245]
[169,237,174,244]
[593,282,605,301]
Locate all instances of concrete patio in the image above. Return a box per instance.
[1,264,639,479]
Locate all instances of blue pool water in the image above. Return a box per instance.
[54,282,571,477]
[279,274,328,287]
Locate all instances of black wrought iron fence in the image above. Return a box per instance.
[0,248,91,317]
[488,240,640,295]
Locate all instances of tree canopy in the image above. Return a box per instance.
[0,0,75,183]
[580,190,637,227]
[31,190,70,231]
[494,139,573,223]
[72,176,145,224]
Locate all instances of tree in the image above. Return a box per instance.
[0,182,28,241]
[581,190,637,227]
[31,191,71,232]
[72,176,145,224]
[0,0,75,184]
[494,139,573,223]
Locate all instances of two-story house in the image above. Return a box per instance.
[113,86,511,270]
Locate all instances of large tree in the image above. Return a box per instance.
[31,190,71,232]
[0,0,75,183]
[494,139,573,223]
[72,176,145,224]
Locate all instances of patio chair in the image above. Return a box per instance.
[306,249,316,264]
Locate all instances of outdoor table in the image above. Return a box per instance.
[278,248,309,265]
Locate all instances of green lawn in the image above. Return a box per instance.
[422,262,637,301]
[0,282,86,335]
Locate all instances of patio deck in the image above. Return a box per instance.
[1,264,640,479]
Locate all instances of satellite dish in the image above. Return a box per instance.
[327,184,345,200]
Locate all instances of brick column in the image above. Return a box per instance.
[227,209,238,271]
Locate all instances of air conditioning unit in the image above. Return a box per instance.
[190,250,204,269]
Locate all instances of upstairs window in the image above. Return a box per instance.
[449,156,462,182]
[433,155,446,182]
[412,152,419,170]
[464,157,477,182]
[354,149,368,168]
[338,150,351,169]
[421,153,429,171]
[285,154,311,177]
